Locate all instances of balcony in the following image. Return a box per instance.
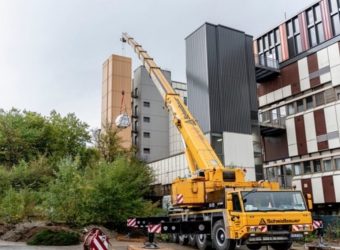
[259,116,286,136]
[254,54,280,82]
[131,91,138,99]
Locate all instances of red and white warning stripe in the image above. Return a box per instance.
[127,218,137,227]
[176,194,184,204]
[148,224,162,234]
[292,225,304,232]
[313,220,323,230]
[93,236,109,250]
[249,226,267,232]
[83,229,110,250]
[292,224,311,232]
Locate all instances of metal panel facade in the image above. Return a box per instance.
[186,25,211,133]
[186,23,256,135]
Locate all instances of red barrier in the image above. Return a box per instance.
[83,228,110,250]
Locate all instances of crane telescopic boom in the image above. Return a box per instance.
[121,32,227,174]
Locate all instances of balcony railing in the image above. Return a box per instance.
[131,91,138,99]
[254,54,280,82]
[259,114,286,136]
[254,54,279,69]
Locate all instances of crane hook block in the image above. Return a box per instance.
[115,114,130,129]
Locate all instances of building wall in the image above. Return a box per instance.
[256,0,340,213]
[101,54,132,148]
[149,153,189,186]
[186,25,211,133]
[169,81,187,155]
[132,66,171,162]
[186,23,259,180]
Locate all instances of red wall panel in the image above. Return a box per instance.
[314,109,329,150]
[263,134,289,161]
[295,115,308,155]
[322,176,336,203]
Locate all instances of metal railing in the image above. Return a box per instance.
[259,113,286,128]
[254,54,279,70]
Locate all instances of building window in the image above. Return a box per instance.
[335,158,340,170]
[143,148,150,154]
[183,97,188,105]
[297,99,304,113]
[294,163,302,175]
[323,159,333,171]
[287,103,295,115]
[257,28,282,63]
[315,92,325,106]
[267,167,276,181]
[306,96,314,110]
[303,161,312,174]
[143,101,150,107]
[313,159,322,172]
[271,109,278,123]
[329,0,340,35]
[143,116,150,123]
[143,132,150,138]
[287,17,302,57]
[307,4,325,47]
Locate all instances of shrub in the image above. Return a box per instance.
[27,230,79,245]
[0,188,41,223]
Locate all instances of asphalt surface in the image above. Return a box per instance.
[0,239,339,250]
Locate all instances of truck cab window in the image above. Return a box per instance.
[232,193,242,212]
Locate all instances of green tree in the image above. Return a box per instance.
[43,157,156,226]
[0,109,91,166]
[93,126,132,162]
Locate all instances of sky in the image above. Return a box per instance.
[0,0,317,129]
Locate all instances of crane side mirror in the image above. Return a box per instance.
[226,193,233,211]
[307,193,313,210]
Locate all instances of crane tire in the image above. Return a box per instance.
[270,242,292,250]
[179,234,189,245]
[196,233,211,250]
[170,233,179,243]
[212,220,236,250]
[246,244,262,250]
[188,234,196,246]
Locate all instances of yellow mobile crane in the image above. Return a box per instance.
[122,33,313,250]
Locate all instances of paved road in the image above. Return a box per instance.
[1,239,339,250]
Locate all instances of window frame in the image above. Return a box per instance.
[143,116,150,123]
[306,4,325,47]
[323,158,333,172]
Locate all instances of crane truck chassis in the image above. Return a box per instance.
[122,33,314,250]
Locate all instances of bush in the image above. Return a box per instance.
[0,188,41,223]
[27,230,79,246]
[43,157,158,227]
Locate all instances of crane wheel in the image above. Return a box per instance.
[170,233,179,243]
[188,234,196,246]
[179,234,189,245]
[195,233,211,250]
[212,220,236,250]
[270,242,292,250]
[246,244,262,250]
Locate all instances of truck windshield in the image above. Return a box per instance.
[241,191,306,212]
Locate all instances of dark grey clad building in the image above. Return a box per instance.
[186,23,262,180]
